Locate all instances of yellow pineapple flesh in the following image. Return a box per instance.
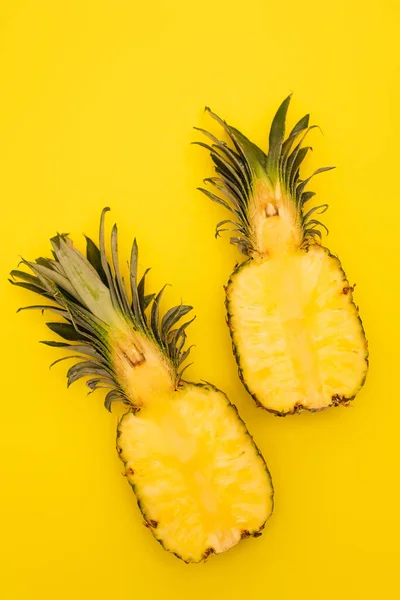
[227,246,367,413]
[118,383,271,560]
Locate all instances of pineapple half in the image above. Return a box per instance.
[10,208,273,563]
[196,96,368,415]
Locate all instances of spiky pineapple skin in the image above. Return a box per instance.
[225,247,369,416]
[116,382,274,563]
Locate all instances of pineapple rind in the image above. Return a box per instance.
[226,247,369,415]
[116,381,273,563]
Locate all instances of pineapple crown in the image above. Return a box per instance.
[195,95,335,256]
[9,208,194,411]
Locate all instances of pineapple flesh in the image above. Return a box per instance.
[10,208,273,563]
[196,97,368,415]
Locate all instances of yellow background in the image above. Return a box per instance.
[0,1,399,598]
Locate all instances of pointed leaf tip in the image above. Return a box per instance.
[268,95,292,178]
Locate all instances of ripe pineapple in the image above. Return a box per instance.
[10,208,273,563]
[196,96,368,415]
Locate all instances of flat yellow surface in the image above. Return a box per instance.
[0,1,399,598]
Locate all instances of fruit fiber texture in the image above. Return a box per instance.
[10,208,273,563]
[197,97,368,415]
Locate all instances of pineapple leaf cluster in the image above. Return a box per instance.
[9,208,194,411]
[195,95,335,255]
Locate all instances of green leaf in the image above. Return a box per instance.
[99,207,120,311]
[267,94,292,179]
[137,268,151,318]
[195,126,251,186]
[161,305,193,341]
[304,228,323,240]
[36,257,56,269]
[40,340,71,347]
[169,316,195,364]
[9,279,52,298]
[300,191,316,204]
[130,238,145,328]
[209,156,246,197]
[205,107,265,174]
[289,114,310,138]
[197,188,236,214]
[46,322,86,342]
[177,362,194,381]
[303,204,329,222]
[151,285,168,345]
[288,146,312,193]
[305,219,329,235]
[143,293,155,312]
[86,378,113,391]
[49,355,87,369]
[85,236,108,286]
[17,305,67,317]
[178,345,194,366]
[10,270,42,286]
[111,223,132,318]
[27,259,80,301]
[51,235,116,325]
[297,166,335,197]
[104,390,124,412]
[66,361,111,387]
[204,178,241,208]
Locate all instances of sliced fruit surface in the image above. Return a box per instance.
[118,383,273,562]
[196,96,368,414]
[10,208,273,562]
[227,246,367,414]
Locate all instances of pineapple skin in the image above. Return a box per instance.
[226,247,369,416]
[116,381,273,563]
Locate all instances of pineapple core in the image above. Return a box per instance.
[111,331,175,405]
[249,181,303,257]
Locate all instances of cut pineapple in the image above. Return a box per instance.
[118,382,270,559]
[10,208,273,562]
[196,97,368,414]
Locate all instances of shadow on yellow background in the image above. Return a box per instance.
[0,1,399,598]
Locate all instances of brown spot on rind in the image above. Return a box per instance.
[149,520,158,528]
[143,519,158,529]
[253,531,262,538]
[202,547,215,559]
[241,530,251,539]
[342,285,354,295]
[331,393,351,407]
